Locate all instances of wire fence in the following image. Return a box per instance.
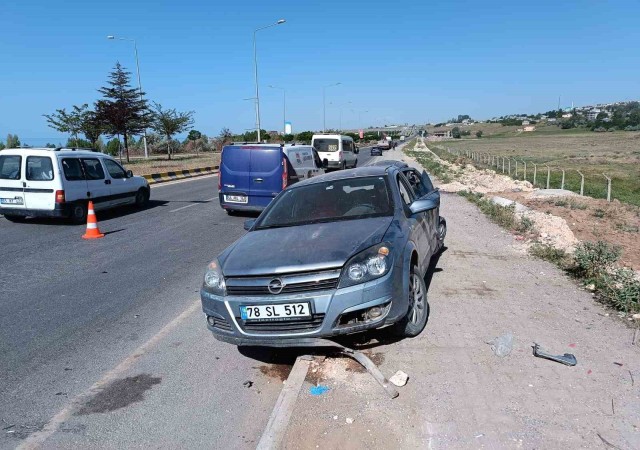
[438,146,624,203]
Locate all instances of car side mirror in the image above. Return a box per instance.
[322,159,329,169]
[126,170,134,178]
[244,219,256,231]
[409,191,440,214]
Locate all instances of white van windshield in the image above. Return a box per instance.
[313,138,339,152]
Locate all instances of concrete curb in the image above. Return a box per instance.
[142,166,219,185]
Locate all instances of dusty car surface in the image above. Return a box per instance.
[200,162,446,347]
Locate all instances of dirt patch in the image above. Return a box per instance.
[258,364,293,382]
[76,374,161,415]
[306,352,385,385]
[498,191,640,269]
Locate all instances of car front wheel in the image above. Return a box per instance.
[135,188,150,208]
[437,217,447,250]
[394,264,429,337]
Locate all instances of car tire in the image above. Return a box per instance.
[3,214,26,223]
[393,264,429,338]
[341,161,346,170]
[226,209,236,216]
[135,188,150,208]
[70,202,88,225]
[353,159,358,168]
[436,216,447,251]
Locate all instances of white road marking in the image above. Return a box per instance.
[150,174,217,189]
[169,197,217,213]
[17,300,202,450]
[256,356,311,450]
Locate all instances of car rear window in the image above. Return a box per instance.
[62,158,85,181]
[313,139,339,152]
[0,155,21,180]
[26,156,54,181]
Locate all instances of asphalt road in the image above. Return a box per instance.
[1,148,378,448]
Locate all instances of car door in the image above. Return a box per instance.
[402,168,439,257]
[397,172,430,274]
[81,158,112,210]
[60,157,89,203]
[103,158,136,206]
[24,155,56,211]
[341,139,355,167]
[0,154,26,212]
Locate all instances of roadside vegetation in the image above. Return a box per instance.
[405,149,455,183]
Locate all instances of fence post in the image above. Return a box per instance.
[502,157,505,173]
[508,158,511,176]
[544,164,550,189]
[515,159,519,178]
[577,170,584,196]
[522,159,527,181]
[532,163,537,186]
[603,173,611,201]
[561,169,565,190]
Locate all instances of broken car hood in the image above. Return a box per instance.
[221,217,393,276]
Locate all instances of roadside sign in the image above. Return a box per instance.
[359,129,363,139]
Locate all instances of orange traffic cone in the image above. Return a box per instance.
[82,201,105,239]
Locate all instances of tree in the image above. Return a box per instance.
[6,134,20,148]
[187,130,202,154]
[149,102,194,160]
[295,131,314,143]
[283,133,295,142]
[0,141,4,150]
[451,127,461,139]
[105,137,121,157]
[95,62,151,162]
[475,130,483,138]
[44,104,89,147]
[80,110,105,148]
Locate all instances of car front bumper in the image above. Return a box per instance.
[200,269,407,347]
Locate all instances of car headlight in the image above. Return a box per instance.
[203,259,226,295]
[339,244,392,288]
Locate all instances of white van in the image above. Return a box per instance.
[0,148,150,224]
[311,134,358,170]
[283,144,326,181]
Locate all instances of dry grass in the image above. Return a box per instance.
[119,153,220,176]
[431,126,640,205]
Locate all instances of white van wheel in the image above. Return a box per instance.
[71,203,88,225]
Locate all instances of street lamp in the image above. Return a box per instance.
[107,35,149,159]
[330,101,352,131]
[253,19,286,142]
[269,85,286,135]
[323,82,341,133]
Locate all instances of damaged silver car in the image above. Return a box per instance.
[200,162,446,346]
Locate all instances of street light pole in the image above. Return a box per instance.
[107,35,149,159]
[269,85,286,135]
[323,82,341,133]
[253,19,286,143]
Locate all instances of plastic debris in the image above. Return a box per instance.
[310,385,330,396]
[389,370,409,387]
[489,333,514,357]
[346,417,354,424]
[533,343,577,366]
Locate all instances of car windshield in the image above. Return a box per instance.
[256,176,393,229]
[313,138,339,152]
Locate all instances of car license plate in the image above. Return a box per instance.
[240,303,310,321]
[224,194,248,204]
[1,197,24,205]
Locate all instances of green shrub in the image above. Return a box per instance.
[597,268,640,313]
[593,208,606,218]
[573,241,621,281]
[517,216,535,233]
[529,244,568,266]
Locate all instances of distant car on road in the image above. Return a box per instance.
[201,162,446,347]
[0,147,149,224]
[218,143,326,214]
[370,147,383,156]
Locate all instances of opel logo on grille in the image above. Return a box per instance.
[268,278,284,295]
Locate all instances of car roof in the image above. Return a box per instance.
[292,165,394,188]
[371,160,409,169]
[311,134,353,140]
[0,147,106,157]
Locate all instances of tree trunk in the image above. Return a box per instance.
[124,129,130,163]
[167,135,171,160]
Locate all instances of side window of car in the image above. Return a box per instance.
[404,169,431,198]
[103,159,127,179]
[62,158,85,181]
[26,156,54,181]
[81,159,105,180]
[342,140,351,153]
[396,174,414,206]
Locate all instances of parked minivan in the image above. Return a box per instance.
[311,134,358,170]
[218,143,326,214]
[0,147,150,223]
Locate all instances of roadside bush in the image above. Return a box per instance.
[516,215,535,233]
[529,244,568,267]
[597,267,640,313]
[573,241,621,281]
[458,191,517,229]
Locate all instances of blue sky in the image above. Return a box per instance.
[1,0,639,145]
